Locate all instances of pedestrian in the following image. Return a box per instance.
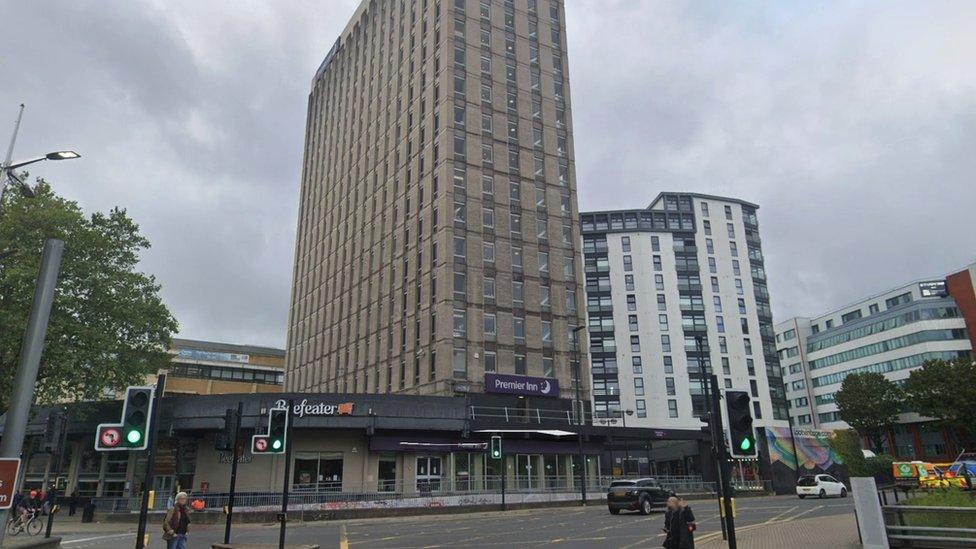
[661,496,696,549]
[68,488,79,516]
[162,491,191,549]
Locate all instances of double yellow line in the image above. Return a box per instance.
[695,505,824,545]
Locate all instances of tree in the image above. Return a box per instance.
[903,357,976,442]
[0,178,178,409]
[834,372,903,452]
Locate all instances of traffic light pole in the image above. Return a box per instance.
[695,336,727,541]
[278,399,294,549]
[135,374,166,549]
[709,374,737,549]
[45,409,69,538]
[223,401,243,544]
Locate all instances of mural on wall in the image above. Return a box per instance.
[759,426,847,495]
[765,427,843,471]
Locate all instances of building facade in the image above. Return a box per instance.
[580,193,789,432]
[776,262,976,461]
[160,339,285,395]
[286,0,588,406]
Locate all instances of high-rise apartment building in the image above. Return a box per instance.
[580,193,789,430]
[286,0,587,403]
[776,263,974,461]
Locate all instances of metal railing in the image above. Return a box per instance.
[883,505,976,547]
[468,405,590,424]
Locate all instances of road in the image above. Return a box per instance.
[46,494,855,548]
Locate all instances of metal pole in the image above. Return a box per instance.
[0,238,63,548]
[224,401,243,544]
[278,399,294,549]
[135,374,166,549]
[786,406,800,482]
[695,336,726,540]
[500,439,506,511]
[45,408,68,538]
[572,325,587,505]
[0,104,25,217]
[710,374,737,549]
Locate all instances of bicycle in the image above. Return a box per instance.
[6,508,42,536]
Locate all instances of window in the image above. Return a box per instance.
[481,112,492,133]
[511,214,521,236]
[484,277,495,300]
[725,378,733,389]
[665,377,676,396]
[753,402,763,419]
[625,275,635,291]
[481,143,493,164]
[700,202,709,216]
[730,242,738,257]
[732,260,741,276]
[869,303,880,315]
[735,279,744,295]
[659,314,669,331]
[668,400,678,418]
[634,378,645,396]
[842,309,863,323]
[738,298,747,315]
[621,236,631,252]
[725,205,733,220]
[630,336,641,352]
[657,294,667,311]
[711,277,720,293]
[563,256,573,278]
[653,255,662,271]
[513,281,524,304]
[661,335,671,352]
[727,223,735,238]
[722,357,731,375]
[453,309,466,337]
[654,274,664,291]
[708,257,717,274]
[483,312,497,336]
[628,314,639,331]
[750,379,759,397]
[740,317,750,334]
[512,247,523,270]
[484,351,497,372]
[664,356,673,373]
[454,201,466,224]
[713,296,723,313]
[636,400,647,418]
[454,272,466,297]
[542,320,552,344]
[483,207,495,229]
[706,238,714,254]
[719,336,728,353]
[453,348,467,379]
[515,354,526,375]
[513,316,525,341]
[540,285,551,308]
[744,338,753,355]
[716,316,725,333]
[543,357,554,377]
[454,235,466,258]
[632,356,643,374]
[623,255,633,271]
[454,104,465,126]
[651,236,660,251]
[886,292,912,309]
[825,319,834,329]
[482,175,494,196]
[703,220,711,235]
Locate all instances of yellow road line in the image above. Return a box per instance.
[339,523,349,549]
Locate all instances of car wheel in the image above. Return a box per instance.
[609,507,620,515]
[640,498,652,515]
[819,489,826,499]
[798,494,806,499]
[841,488,847,498]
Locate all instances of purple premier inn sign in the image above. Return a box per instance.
[484,373,560,397]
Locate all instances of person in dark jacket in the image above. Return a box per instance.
[68,489,79,516]
[662,496,696,549]
[162,491,190,549]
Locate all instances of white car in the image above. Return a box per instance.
[796,474,847,499]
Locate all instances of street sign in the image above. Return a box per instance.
[0,459,22,510]
[100,427,122,448]
[95,424,127,451]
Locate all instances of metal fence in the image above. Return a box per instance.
[883,505,976,547]
[90,474,720,514]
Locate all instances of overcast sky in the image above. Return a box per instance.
[3,1,974,348]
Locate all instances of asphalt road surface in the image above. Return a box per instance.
[50,494,855,548]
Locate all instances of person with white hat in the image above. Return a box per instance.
[162,491,191,549]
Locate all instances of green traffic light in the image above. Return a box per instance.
[126,429,142,444]
[739,437,752,451]
[272,439,283,450]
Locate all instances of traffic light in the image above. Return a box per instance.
[214,408,239,451]
[121,387,154,450]
[252,407,288,455]
[725,390,757,458]
[490,435,502,459]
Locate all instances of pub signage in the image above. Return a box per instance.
[484,373,560,397]
[275,399,354,418]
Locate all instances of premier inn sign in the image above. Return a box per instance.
[484,373,560,397]
[275,399,354,418]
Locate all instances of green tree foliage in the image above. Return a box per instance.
[903,358,976,440]
[0,179,177,408]
[834,372,903,452]
[828,429,894,483]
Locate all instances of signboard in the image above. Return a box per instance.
[99,427,122,448]
[177,348,249,363]
[484,373,560,397]
[0,459,21,510]
[919,280,947,298]
[274,399,354,418]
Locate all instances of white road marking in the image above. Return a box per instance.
[62,532,133,545]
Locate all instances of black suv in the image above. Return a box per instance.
[607,478,676,515]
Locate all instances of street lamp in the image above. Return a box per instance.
[0,105,80,204]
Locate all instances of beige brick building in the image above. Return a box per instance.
[286,0,588,402]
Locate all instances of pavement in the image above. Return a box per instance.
[20,494,859,548]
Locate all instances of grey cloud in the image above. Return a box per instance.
[2,1,973,348]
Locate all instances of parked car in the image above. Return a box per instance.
[607,478,675,515]
[796,474,847,499]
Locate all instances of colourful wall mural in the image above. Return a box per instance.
[765,427,843,471]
